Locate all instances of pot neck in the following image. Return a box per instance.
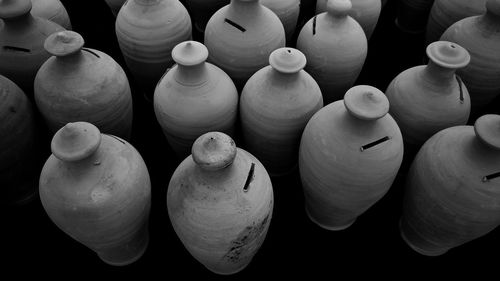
[174,63,209,86]
[482,0,500,25]
[230,0,260,12]
[2,13,34,28]
[422,61,456,83]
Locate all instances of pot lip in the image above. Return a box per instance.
[343,85,389,121]
[0,0,32,20]
[191,132,237,171]
[426,41,470,69]
[172,41,208,67]
[44,30,85,57]
[474,114,500,150]
[51,122,102,162]
[269,47,306,74]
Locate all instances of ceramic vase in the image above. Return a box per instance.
[204,0,286,88]
[299,85,404,230]
[185,0,229,32]
[154,41,238,158]
[0,75,39,205]
[297,0,367,105]
[0,0,64,96]
[425,0,486,45]
[34,30,133,140]
[261,0,300,43]
[39,122,151,265]
[316,0,381,39]
[240,47,323,176]
[167,132,274,275]
[385,41,471,147]
[396,0,435,33]
[115,0,192,100]
[400,114,500,256]
[440,0,500,114]
[104,0,126,16]
[31,0,72,30]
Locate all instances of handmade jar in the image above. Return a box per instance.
[299,85,403,230]
[297,0,367,105]
[31,0,72,30]
[39,122,151,265]
[186,0,229,32]
[440,0,500,114]
[104,0,126,16]
[400,114,500,256]
[204,0,286,88]
[261,0,300,43]
[154,41,238,158]
[385,41,471,147]
[0,0,64,96]
[116,0,192,100]
[167,132,274,275]
[396,0,435,33]
[34,30,133,140]
[316,0,381,39]
[0,75,39,205]
[425,0,486,45]
[240,47,323,176]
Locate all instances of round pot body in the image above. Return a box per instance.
[31,0,72,29]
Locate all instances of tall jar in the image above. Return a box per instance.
[240,47,323,176]
[39,122,151,265]
[396,0,435,33]
[385,41,471,147]
[154,41,238,158]
[261,0,300,43]
[204,0,286,88]
[440,0,500,114]
[34,30,133,140]
[115,0,192,100]
[297,0,367,105]
[167,132,274,275]
[400,114,500,256]
[31,0,72,30]
[0,0,64,96]
[299,85,403,230]
[185,0,229,32]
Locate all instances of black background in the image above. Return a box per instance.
[3,0,500,278]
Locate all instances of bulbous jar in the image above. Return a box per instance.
[39,122,151,265]
[440,0,500,114]
[0,75,39,205]
[297,0,367,105]
[167,132,274,275]
[400,114,500,256]
[240,47,323,176]
[204,0,286,88]
[316,0,381,39]
[261,0,300,43]
[34,30,133,140]
[385,41,471,147]
[104,0,126,16]
[299,85,404,230]
[115,0,192,99]
[185,0,229,32]
[154,41,238,158]
[0,0,64,96]
[396,0,435,33]
[31,0,72,30]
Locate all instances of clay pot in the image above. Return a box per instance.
[316,0,381,39]
[0,75,39,205]
[34,30,133,140]
[154,41,238,158]
[31,0,72,30]
[104,0,126,16]
[385,41,471,147]
[39,122,151,265]
[261,0,300,43]
[440,0,500,114]
[297,0,367,105]
[299,85,404,230]
[396,0,435,33]
[115,0,192,100]
[167,132,274,275]
[185,0,229,32]
[204,0,286,88]
[240,47,323,176]
[425,0,486,45]
[0,0,64,96]
[400,114,500,256]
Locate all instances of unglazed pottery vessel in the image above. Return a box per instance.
[104,0,126,16]
[0,0,64,96]
[0,75,39,205]
[440,0,500,113]
[396,0,435,33]
[261,0,300,42]
[299,85,403,230]
[186,0,229,32]
[31,0,72,29]
[40,122,151,265]
[204,0,286,88]
[400,114,500,256]
[385,41,471,147]
[154,41,238,158]
[297,0,367,105]
[167,132,274,275]
[116,0,192,99]
[316,0,381,39]
[240,47,323,176]
[34,30,133,140]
